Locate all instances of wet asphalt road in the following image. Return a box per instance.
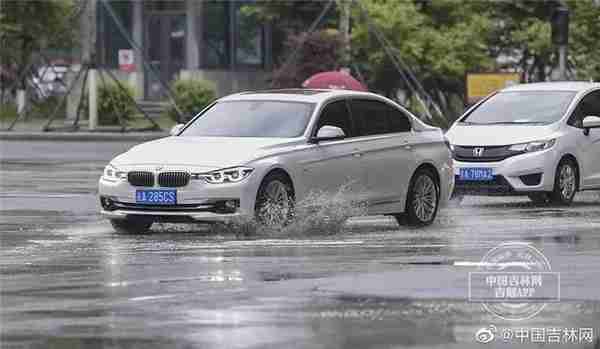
[2,139,600,349]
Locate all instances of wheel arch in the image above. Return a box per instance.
[412,162,441,186]
[402,162,441,211]
[258,167,296,196]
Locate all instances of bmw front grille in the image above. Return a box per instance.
[127,171,154,187]
[157,171,190,187]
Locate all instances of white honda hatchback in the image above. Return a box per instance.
[99,89,454,233]
[446,82,600,204]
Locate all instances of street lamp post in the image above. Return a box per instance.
[551,5,569,81]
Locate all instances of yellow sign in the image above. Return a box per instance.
[467,73,521,103]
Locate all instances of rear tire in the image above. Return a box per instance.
[549,158,578,205]
[110,218,153,234]
[255,172,295,227]
[394,168,440,227]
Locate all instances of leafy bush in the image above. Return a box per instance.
[167,78,216,122]
[0,103,18,121]
[97,82,137,125]
[31,95,63,119]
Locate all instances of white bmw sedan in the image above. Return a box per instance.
[446,82,600,205]
[99,89,454,233]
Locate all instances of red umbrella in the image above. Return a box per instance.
[302,71,367,92]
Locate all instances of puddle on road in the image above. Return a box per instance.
[154,185,368,238]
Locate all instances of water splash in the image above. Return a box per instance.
[209,183,368,237]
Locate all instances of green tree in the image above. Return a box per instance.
[246,1,338,65]
[351,0,494,122]
[352,0,600,123]
[271,29,344,88]
[568,0,600,81]
[0,0,75,90]
[485,0,600,82]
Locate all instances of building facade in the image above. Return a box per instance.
[96,0,273,100]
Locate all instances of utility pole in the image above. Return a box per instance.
[80,0,98,129]
[551,4,569,81]
[338,0,351,69]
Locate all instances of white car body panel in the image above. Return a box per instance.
[99,89,453,223]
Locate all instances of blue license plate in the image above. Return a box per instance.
[135,189,177,205]
[459,168,494,181]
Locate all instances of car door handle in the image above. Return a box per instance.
[401,141,413,150]
[352,148,363,157]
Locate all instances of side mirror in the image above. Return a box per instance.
[582,116,600,136]
[170,123,184,136]
[310,125,346,143]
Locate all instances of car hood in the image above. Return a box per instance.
[111,136,298,170]
[445,124,558,146]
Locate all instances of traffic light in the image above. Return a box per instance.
[551,6,569,45]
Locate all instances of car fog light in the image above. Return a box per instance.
[100,196,114,210]
[225,200,238,210]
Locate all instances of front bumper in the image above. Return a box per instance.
[100,208,243,222]
[98,175,259,222]
[453,148,558,195]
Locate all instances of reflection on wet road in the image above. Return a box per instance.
[2,140,600,348]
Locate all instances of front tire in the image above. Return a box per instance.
[394,168,440,227]
[110,218,153,234]
[549,158,578,205]
[255,172,295,227]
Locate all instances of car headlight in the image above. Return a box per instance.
[508,139,556,153]
[102,164,127,181]
[192,166,254,184]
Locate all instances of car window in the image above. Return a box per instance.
[461,91,576,125]
[180,100,314,137]
[316,100,354,137]
[350,99,390,136]
[568,90,600,128]
[387,104,412,132]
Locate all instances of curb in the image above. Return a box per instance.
[0,132,169,142]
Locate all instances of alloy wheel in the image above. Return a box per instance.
[412,174,438,222]
[558,164,576,200]
[257,180,292,226]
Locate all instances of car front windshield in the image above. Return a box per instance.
[462,91,576,125]
[180,100,315,138]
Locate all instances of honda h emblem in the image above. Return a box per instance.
[473,147,485,157]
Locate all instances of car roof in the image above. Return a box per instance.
[218,89,382,103]
[501,81,600,93]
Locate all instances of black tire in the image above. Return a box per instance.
[255,172,295,227]
[394,168,440,227]
[528,193,550,204]
[110,218,153,234]
[549,158,578,205]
